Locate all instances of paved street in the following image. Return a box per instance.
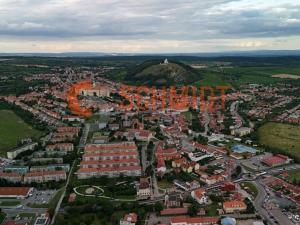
[253,180,275,225]
[50,160,76,225]
[141,145,147,175]
[3,208,47,217]
[253,180,295,225]
[79,123,90,148]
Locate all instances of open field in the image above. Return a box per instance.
[272,74,300,79]
[0,110,43,156]
[258,122,300,160]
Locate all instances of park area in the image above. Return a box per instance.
[258,122,300,160]
[0,110,43,156]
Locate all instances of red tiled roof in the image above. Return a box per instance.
[262,154,289,166]
[170,216,219,224]
[77,165,141,173]
[194,188,205,198]
[82,152,139,158]
[80,158,139,165]
[25,170,66,177]
[3,220,27,225]
[160,207,188,215]
[85,142,137,151]
[223,200,247,209]
[0,187,32,197]
[0,172,22,177]
[123,213,138,223]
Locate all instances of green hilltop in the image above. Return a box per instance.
[125,59,201,86]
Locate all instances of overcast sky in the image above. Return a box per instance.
[1,0,300,53]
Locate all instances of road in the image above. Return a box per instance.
[230,101,243,129]
[141,145,147,175]
[79,123,90,148]
[150,140,161,198]
[252,180,295,225]
[50,160,76,225]
[253,180,275,225]
[203,107,210,135]
[3,207,47,217]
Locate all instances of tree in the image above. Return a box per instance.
[197,134,208,145]
[188,201,199,216]
[154,202,163,212]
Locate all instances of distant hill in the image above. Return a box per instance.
[125,59,201,86]
[1,50,300,57]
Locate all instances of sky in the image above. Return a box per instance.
[0,0,300,53]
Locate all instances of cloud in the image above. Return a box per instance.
[232,41,267,48]
[0,0,299,52]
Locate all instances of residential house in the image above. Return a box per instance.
[77,142,141,179]
[120,213,138,225]
[165,194,183,208]
[223,200,247,213]
[4,166,29,175]
[24,171,67,183]
[170,216,219,225]
[191,188,209,205]
[137,177,151,199]
[0,172,22,183]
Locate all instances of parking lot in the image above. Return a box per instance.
[23,189,56,206]
[241,153,271,172]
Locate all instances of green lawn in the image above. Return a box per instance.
[0,110,43,156]
[287,170,300,183]
[181,111,193,122]
[158,179,173,189]
[204,202,220,216]
[240,182,258,199]
[257,122,300,160]
[0,199,21,206]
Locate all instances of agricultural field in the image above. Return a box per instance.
[258,122,300,160]
[223,66,300,85]
[0,110,43,156]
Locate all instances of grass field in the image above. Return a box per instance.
[0,199,21,206]
[192,66,300,87]
[258,122,300,160]
[240,182,258,199]
[223,66,300,85]
[0,110,43,156]
[204,202,219,216]
[287,170,300,183]
[157,179,173,189]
